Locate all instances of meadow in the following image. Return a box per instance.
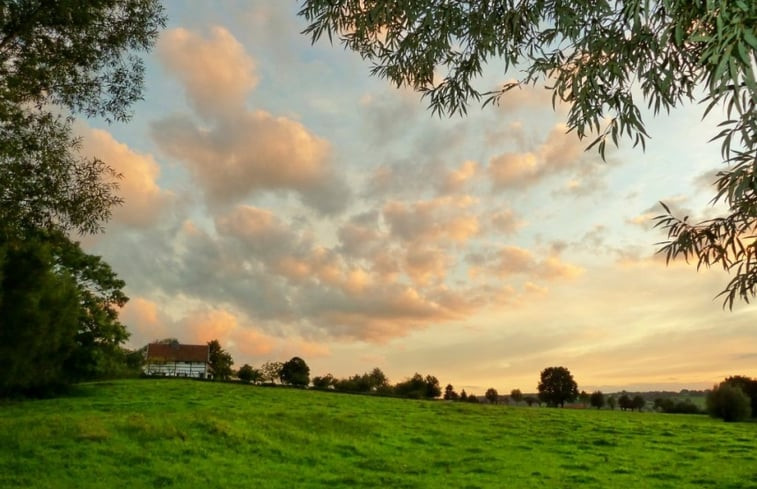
[1,379,755,489]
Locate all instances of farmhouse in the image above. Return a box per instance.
[144,343,210,378]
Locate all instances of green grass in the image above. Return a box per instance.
[1,379,756,488]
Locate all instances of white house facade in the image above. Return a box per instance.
[144,343,210,378]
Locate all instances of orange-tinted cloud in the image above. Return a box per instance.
[80,128,172,227]
[158,26,258,117]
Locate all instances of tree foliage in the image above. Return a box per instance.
[723,375,757,417]
[443,383,459,400]
[260,361,283,384]
[394,373,441,399]
[207,340,233,381]
[537,366,578,407]
[300,0,757,306]
[0,230,129,395]
[510,388,523,404]
[280,356,310,387]
[590,391,605,409]
[485,387,499,404]
[0,0,166,236]
[237,364,260,384]
[707,382,752,422]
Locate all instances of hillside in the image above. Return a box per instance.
[1,379,755,488]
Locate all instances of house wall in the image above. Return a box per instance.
[144,361,209,378]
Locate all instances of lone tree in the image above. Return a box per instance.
[510,389,523,404]
[590,391,605,409]
[537,366,578,407]
[207,340,233,381]
[280,357,310,387]
[485,388,499,404]
[300,1,757,307]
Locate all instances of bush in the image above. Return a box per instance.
[707,383,751,422]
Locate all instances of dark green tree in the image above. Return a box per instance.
[707,382,751,422]
[443,384,459,400]
[579,390,591,407]
[632,395,646,412]
[0,230,129,396]
[207,340,233,381]
[237,364,260,384]
[459,389,468,401]
[280,357,310,387]
[312,374,335,390]
[485,388,499,404]
[537,366,578,407]
[618,394,633,411]
[1,0,166,237]
[300,1,757,307]
[524,396,538,407]
[394,373,441,399]
[590,391,605,409]
[607,396,617,410]
[510,389,523,404]
[0,234,79,396]
[466,393,479,403]
[723,375,757,418]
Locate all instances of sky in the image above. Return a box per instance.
[80,1,756,394]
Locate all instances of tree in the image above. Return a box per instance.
[485,388,499,404]
[578,390,591,407]
[524,396,538,407]
[618,394,633,411]
[459,389,468,401]
[537,366,578,407]
[280,357,310,387]
[260,361,283,384]
[510,389,523,404]
[723,375,757,418]
[0,230,129,396]
[207,340,233,381]
[394,373,441,399]
[632,395,646,412]
[237,364,260,384]
[312,374,335,390]
[1,1,166,237]
[444,384,459,401]
[607,396,617,410]
[590,391,605,409]
[707,382,751,422]
[300,1,757,307]
[466,393,479,403]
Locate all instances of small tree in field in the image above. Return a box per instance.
[444,384,459,400]
[207,340,233,381]
[459,389,468,401]
[237,364,259,384]
[618,394,633,411]
[632,395,646,412]
[537,366,578,407]
[510,389,523,404]
[485,388,499,404]
[524,396,538,407]
[607,396,617,410]
[280,357,310,387]
[590,391,605,409]
[707,382,751,422]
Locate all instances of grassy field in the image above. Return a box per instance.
[1,379,755,489]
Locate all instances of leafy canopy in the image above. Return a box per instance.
[0,0,166,236]
[300,0,757,307]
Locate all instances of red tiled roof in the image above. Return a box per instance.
[146,343,209,363]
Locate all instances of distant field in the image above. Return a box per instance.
[1,380,755,489]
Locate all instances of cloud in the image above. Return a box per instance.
[158,26,258,117]
[438,160,479,195]
[80,128,172,228]
[487,124,586,189]
[382,195,480,244]
[154,26,350,214]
